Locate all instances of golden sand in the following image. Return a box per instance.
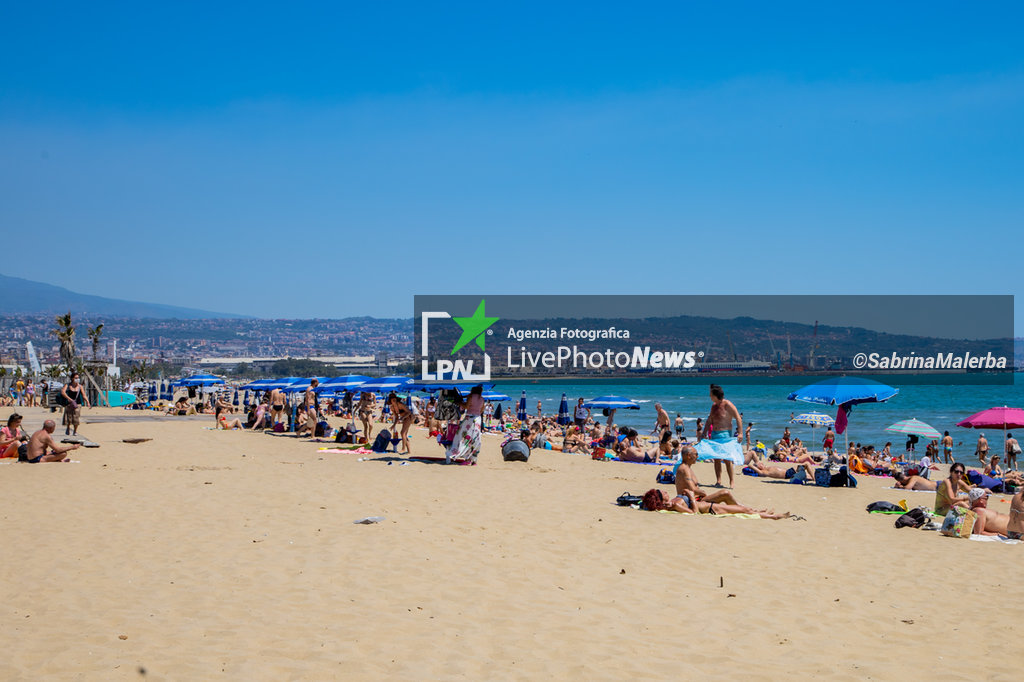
[2,406,1022,680]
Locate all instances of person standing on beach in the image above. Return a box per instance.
[745,422,753,449]
[675,414,684,438]
[697,384,743,488]
[574,397,590,432]
[60,372,89,436]
[654,403,670,436]
[357,392,375,442]
[304,379,319,419]
[537,400,543,419]
[976,433,988,466]
[1006,433,1020,471]
[941,431,954,464]
[268,388,288,428]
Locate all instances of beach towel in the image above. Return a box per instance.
[447,415,481,463]
[695,432,744,466]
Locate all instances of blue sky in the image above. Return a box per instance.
[1,2,1022,327]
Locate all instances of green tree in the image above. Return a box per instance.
[87,323,105,360]
[50,312,77,367]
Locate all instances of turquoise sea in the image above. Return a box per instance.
[491,375,1024,453]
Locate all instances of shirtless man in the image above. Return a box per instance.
[745,422,753,449]
[675,445,747,506]
[893,471,939,491]
[24,420,80,462]
[675,414,685,438]
[269,388,288,427]
[654,403,670,437]
[697,384,743,488]
[357,392,376,442]
[1005,432,1019,471]
[748,460,814,481]
[976,433,988,467]
[941,431,954,464]
[969,488,1010,536]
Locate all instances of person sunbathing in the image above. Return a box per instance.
[893,471,938,491]
[675,446,755,505]
[166,396,191,416]
[616,429,650,462]
[561,426,589,454]
[968,488,1010,536]
[748,460,814,481]
[217,414,244,430]
[640,488,791,519]
[24,420,81,462]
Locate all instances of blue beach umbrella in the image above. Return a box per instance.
[582,396,641,410]
[557,393,571,426]
[481,391,510,401]
[317,375,371,393]
[358,376,413,393]
[148,382,157,402]
[517,391,527,422]
[243,390,250,407]
[258,377,305,391]
[282,377,329,394]
[790,412,836,427]
[241,378,279,391]
[789,376,898,483]
[232,389,239,406]
[175,373,225,388]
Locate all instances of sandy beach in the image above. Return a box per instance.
[2,405,1022,681]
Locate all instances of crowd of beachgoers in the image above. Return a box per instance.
[6,376,1023,540]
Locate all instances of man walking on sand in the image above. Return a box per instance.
[697,384,743,488]
[977,433,988,467]
[654,403,670,437]
[1006,432,1020,472]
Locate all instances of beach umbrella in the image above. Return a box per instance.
[790,412,836,427]
[243,390,250,407]
[241,378,279,391]
[232,389,239,406]
[582,396,641,410]
[317,375,371,393]
[358,376,413,393]
[480,391,510,401]
[517,391,527,422]
[791,412,836,452]
[281,377,329,394]
[148,382,157,402]
[789,377,897,483]
[257,377,305,391]
[175,373,225,387]
[884,418,941,440]
[957,406,1024,458]
[557,393,571,426]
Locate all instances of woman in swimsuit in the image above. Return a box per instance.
[935,463,970,515]
[269,389,287,427]
[1,413,27,459]
[357,392,376,442]
[641,488,791,519]
[387,393,415,455]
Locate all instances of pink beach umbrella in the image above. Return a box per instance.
[956,406,1024,457]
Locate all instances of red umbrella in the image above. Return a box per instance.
[956,406,1024,460]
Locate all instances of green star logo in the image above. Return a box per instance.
[451,299,499,355]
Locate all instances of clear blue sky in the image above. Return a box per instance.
[1,2,1021,327]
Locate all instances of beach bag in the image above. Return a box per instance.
[814,467,832,487]
[894,508,928,529]
[371,430,392,453]
[501,439,530,462]
[591,447,607,460]
[314,421,329,437]
[17,443,29,462]
[272,422,285,433]
[436,390,461,422]
[616,492,642,507]
[940,507,977,538]
[656,468,675,485]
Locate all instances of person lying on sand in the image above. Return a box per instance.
[616,429,651,462]
[640,488,791,519]
[24,420,80,462]
[969,488,1011,536]
[893,472,939,491]
[217,414,244,430]
[748,460,814,481]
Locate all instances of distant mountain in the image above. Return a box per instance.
[0,273,247,319]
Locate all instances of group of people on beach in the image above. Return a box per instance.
[1,378,39,407]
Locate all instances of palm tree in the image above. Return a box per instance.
[50,312,77,368]
[87,323,105,361]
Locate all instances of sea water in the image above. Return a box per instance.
[492,375,1024,455]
